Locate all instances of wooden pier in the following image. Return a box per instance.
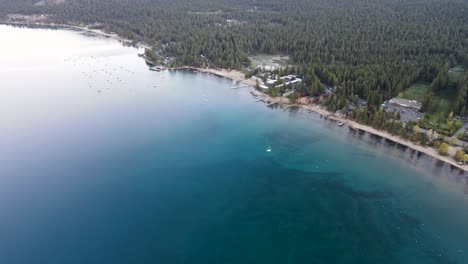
[231,84,250,89]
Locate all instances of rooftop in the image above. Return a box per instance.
[389,98,422,110]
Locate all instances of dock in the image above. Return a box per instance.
[231,84,250,89]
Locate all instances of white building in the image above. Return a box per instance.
[277,75,302,87]
[388,98,422,111]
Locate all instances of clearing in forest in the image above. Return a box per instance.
[249,54,290,70]
[430,65,466,118]
[429,66,465,124]
[400,82,430,102]
[400,65,465,125]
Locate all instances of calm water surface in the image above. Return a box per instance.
[1,25,467,264]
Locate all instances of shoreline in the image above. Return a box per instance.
[169,66,257,86]
[305,106,468,172]
[2,21,465,172]
[185,67,468,172]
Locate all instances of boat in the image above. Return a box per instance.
[458,161,464,165]
[338,122,345,127]
[266,146,272,152]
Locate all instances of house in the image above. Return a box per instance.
[289,79,302,85]
[278,75,302,87]
[256,65,278,72]
[280,75,296,82]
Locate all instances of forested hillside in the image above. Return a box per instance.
[1,0,467,116]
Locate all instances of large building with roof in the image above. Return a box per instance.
[388,98,422,111]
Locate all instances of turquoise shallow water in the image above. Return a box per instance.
[0,25,468,263]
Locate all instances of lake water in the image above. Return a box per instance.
[1,24,467,264]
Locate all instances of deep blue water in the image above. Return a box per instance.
[1,25,468,264]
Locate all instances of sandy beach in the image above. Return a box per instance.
[301,105,467,172]
[192,68,468,172]
[305,105,467,171]
[169,67,257,86]
[2,20,463,172]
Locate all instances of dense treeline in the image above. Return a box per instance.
[1,0,467,113]
[454,73,468,116]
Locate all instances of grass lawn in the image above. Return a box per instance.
[426,88,457,123]
[399,81,430,101]
[398,65,465,134]
[249,54,291,68]
[448,65,465,84]
[426,65,464,124]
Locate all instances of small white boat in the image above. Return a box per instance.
[266,146,272,152]
[338,122,345,127]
